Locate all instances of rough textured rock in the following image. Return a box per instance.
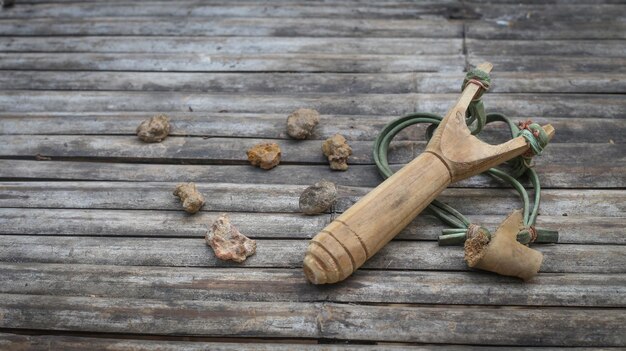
[173,182,205,214]
[247,142,281,170]
[322,134,352,171]
[136,114,170,143]
[206,214,257,263]
[299,180,337,215]
[286,108,320,139]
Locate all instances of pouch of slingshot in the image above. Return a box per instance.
[464,210,543,281]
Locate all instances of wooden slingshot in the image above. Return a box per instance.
[303,63,555,284]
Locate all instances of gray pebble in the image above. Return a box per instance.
[299,180,337,215]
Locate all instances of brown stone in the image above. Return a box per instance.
[136,114,171,143]
[173,182,205,214]
[206,214,257,263]
[286,108,320,139]
[247,142,281,170]
[322,134,352,171]
[299,180,337,215]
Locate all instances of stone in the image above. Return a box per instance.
[247,142,281,170]
[206,214,257,263]
[322,134,352,171]
[173,182,205,214]
[299,180,337,215]
[286,108,320,139]
[136,114,171,143]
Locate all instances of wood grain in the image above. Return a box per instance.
[467,39,626,57]
[0,17,463,38]
[1,113,623,143]
[0,158,622,189]
[0,91,622,118]
[1,208,621,244]
[0,333,419,351]
[0,263,624,307]
[469,55,626,73]
[0,53,465,73]
[2,71,625,94]
[0,182,623,217]
[0,236,622,273]
[0,1,466,19]
[0,293,624,345]
[0,0,624,345]
[0,36,462,55]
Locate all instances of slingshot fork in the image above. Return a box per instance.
[303,63,555,284]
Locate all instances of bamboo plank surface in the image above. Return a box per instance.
[0,53,465,73]
[0,0,624,346]
[0,208,622,244]
[0,293,624,346]
[2,71,625,94]
[0,17,464,38]
[0,1,465,19]
[0,158,622,188]
[0,333,445,351]
[467,39,626,57]
[1,113,623,143]
[0,182,623,217]
[0,236,622,273]
[0,137,621,188]
[468,55,626,73]
[0,263,624,307]
[0,91,623,118]
[0,36,462,55]
[467,21,626,39]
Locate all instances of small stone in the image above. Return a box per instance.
[286,108,320,139]
[247,142,281,170]
[299,180,337,215]
[173,182,205,214]
[136,114,170,143]
[206,214,256,263]
[322,134,352,171]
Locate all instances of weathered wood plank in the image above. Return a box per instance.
[467,20,626,40]
[0,236,622,273]
[1,263,624,307]
[1,113,623,144]
[467,39,626,57]
[469,3,626,21]
[0,2,465,20]
[0,91,623,118]
[2,183,623,217]
[0,36,462,55]
[469,55,626,73]
[0,208,621,244]
[1,333,615,351]
[0,17,463,38]
[0,333,417,351]
[0,159,622,189]
[3,71,625,94]
[0,293,624,345]
[0,136,621,184]
[0,53,465,73]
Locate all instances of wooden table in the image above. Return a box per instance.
[0,0,624,349]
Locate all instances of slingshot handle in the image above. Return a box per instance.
[303,152,450,284]
[303,62,554,284]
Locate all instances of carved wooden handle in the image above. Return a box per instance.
[303,62,555,284]
[303,152,450,284]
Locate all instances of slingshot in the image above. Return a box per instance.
[303,63,556,284]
